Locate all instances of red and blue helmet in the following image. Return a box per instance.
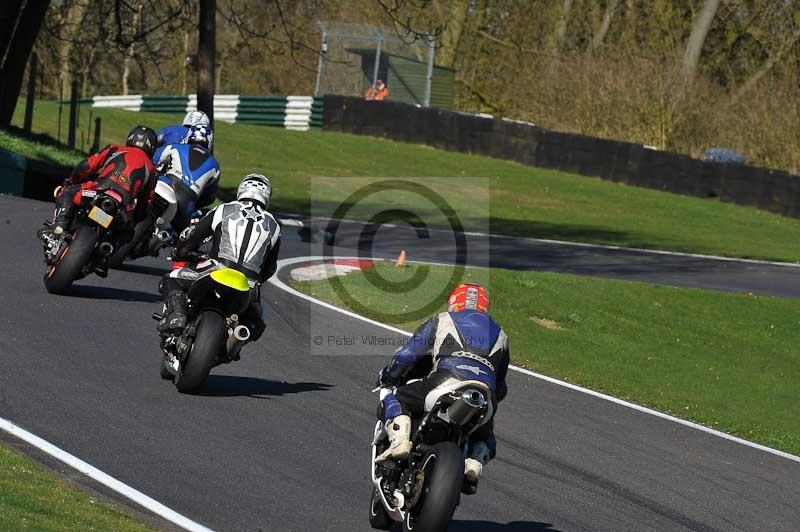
[447,284,490,313]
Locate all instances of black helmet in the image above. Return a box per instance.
[126,126,157,158]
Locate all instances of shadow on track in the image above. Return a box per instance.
[269,196,638,248]
[203,375,333,398]
[67,284,162,303]
[113,263,171,277]
[448,520,560,531]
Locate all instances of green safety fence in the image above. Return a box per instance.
[68,95,324,130]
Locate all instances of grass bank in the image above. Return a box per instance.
[0,442,153,531]
[6,100,800,262]
[292,261,800,455]
[0,127,83,167]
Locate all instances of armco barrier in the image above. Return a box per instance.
[322,95,800,218]
[86,95,322,130]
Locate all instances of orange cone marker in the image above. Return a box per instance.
[395,250,407,267]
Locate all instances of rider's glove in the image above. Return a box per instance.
[178,226,194,243]
[377,366,396,388]
[156,160,171,175]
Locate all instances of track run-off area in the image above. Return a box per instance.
[1,195,799,532]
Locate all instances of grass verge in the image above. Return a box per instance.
[6,100,800,262]
[292,261,800,455]
[0,127,84,167]
[0,442,154,531]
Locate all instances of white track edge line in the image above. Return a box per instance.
[278,212,800,269]
[0,417,215,532]
[271,255,800,464]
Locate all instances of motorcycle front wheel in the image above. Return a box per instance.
[369,487,392,530]
[174,310,226,393]
[108,217,153,268]
[44,224,98,294]
[404,441,463,532]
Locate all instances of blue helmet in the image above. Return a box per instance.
[183,124,213,150]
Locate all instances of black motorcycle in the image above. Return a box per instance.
[106,217,170,268]
[107,161,207,267]
[370,380,493,532]
[153,262,252,393]
[41,188,131,294]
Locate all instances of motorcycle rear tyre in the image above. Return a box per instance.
[174,311,225,393]
[44,224,98,294]
[404,441,463,532]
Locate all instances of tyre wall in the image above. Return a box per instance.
[322,95,800,219]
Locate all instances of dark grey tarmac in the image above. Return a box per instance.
[283,214,800,298]
[0,195,798,532]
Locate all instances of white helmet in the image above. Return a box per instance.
[182,110,210,127]
[237,174,272,207]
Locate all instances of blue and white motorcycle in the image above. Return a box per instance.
[369,380,493,532]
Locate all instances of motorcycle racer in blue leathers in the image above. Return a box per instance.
[376,284,510,494]
[151,124,220,235]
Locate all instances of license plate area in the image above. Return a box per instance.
[88,206,113,228]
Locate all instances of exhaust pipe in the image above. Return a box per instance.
[156,230,171,242]
[226,324,251,353]
[98,242,114,256]
[446,389,487,426]
[233,325,251,341]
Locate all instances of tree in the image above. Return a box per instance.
[0,0,51,127]
[121,2,144,95]
[592,0,620,50]
[682,0,720,76]
[56,0,90,93]
[197,0,216,125]
[556,0,574,51]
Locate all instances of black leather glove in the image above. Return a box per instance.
[178,226,194,243]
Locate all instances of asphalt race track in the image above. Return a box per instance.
[1,194,799,532]
[285,214,800,298]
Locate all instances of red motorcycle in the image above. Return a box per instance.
[41,187,132,294]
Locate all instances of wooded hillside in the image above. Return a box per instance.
[28,1,800,171]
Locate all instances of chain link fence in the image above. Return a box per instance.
[314,21,454,109]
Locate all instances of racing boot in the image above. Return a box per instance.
[37,207,67,243]
[36,223,58,243]
[375,415,412,463]
[462,441,491,494]
[51,199,74,235]
[159,290,188,333]
[463,459,482,494]
[37,220,65,263]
